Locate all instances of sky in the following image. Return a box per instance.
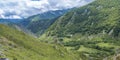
[0,0,93,19]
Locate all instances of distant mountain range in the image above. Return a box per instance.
[0,0,93,19]
[0,9,70,36]
[0,19,23,24]
[22,9,70,36]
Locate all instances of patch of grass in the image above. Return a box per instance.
[0,24,80,60]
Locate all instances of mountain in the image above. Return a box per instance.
[0,19,36,38]
[0,24,80,60]
[0,0,93,19]
[40,0,120,60]
[44,0,120,37]
[21,9,70,36]
[0,19,23,24]
[27,9,70,21]
[1,0,120,60]
[0,9,70,37]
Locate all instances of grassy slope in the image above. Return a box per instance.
[0,24,80,60]
[40,0,120,60]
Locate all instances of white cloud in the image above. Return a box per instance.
[0,9,4,14]
[0,0,93,19]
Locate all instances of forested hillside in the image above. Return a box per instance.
[45,0,120,37]
[21,9,69,36]
[40,0,120,60]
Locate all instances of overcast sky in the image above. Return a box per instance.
[0,0,93,19]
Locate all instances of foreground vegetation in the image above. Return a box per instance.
[0,24,80,60]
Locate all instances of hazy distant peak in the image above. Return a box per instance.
[0,0,93,19]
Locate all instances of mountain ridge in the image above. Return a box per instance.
[21,9,70,36]
[39,0,120,60]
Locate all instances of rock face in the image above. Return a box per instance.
[113,54,120,60]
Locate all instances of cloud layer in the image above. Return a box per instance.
[0,0,93,19]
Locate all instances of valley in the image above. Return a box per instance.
[0,0,120,60]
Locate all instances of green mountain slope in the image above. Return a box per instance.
[0,24,80,60]
[44,0,120,37]
[21,9,69,36]
[40,0,120,60]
